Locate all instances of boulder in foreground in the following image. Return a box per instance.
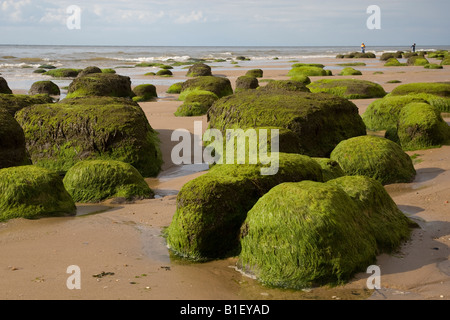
[0,165,76,221]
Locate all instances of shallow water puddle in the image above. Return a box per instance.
[136,225,171,264]
[75,204,115,216]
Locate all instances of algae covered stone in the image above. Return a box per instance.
[339,67,362,76]
[312,157,345,182]
[208,90,367,157]
[262,80,310,92]
[235,76,259,92]
[238,180,378,289]
[63,160,154,203]
[288,66,331,77]
[132,84,158,102]
[307,79,387,99]
[0,165,76,221]
[397,102,450,151]
[0,77,12,94]
[384,58,407,67]
[390,82,450,98]
[165,153,324,260]
[0,109,31,169]
[175,90,219,117]
[186,63,212,77]
[330,135,416,185]
[44,68,81,78]
[66,73,134,99]
[245,69,263,78]
[181,76,233,98]
[15,97,162,177]
[237,175,414,289]
[167,82,184,94]
[29,81,60,96]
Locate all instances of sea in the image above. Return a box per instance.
[1,44,449,94]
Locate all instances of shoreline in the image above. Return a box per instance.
[0,52,449,300]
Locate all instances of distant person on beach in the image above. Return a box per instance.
[361,43,366,53]
[411,43,416,53]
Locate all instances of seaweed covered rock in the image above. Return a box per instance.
[175,90,219,117]
[384,58,407,67]
[336,52,376,59]
[288,66,331,77]
[407,56,429,66]
[165,153,324,260]
[339,67,362,76]
[181,76,233,98]
[390,82,450,98]
[307,79,387,99]
[235,75,259,92]
[167,82,184,94]
[132,84,158,102]
[66,73,134,99]
[363,93,450,131]
[77,66,102,78]
[330,135,416,184]
[397,102,450,151]
[0,165,76,221]
[63,160,154,203]
[441,57,450,66]
[262,80,310,92]
[0,77,12,94]
[15,97,162,177]
[312,157,345,182]
[44,68,82,78]
[28,80,60,96]
[186,63,212,77]
[0,109,31,169]
[237,175,414,289]
[245,69,263,78]
[362,95,429,131]
[424,63,443,69]
[208,90,367,157]
[380,52,403,61]
[156,69,173,77]
[238,180,377,289]
[0,93,53,116]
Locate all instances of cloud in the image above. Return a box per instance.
[174,10,206,24]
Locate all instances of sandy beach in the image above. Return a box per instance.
[0,54,449,301]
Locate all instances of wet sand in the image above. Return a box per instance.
[0,56,449,300]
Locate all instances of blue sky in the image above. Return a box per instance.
[0,0,448,46]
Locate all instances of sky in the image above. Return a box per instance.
[0,0,449,46]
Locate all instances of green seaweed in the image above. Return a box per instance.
[0,165,76,221]
[307,79,387,99]
[63,160,154,202]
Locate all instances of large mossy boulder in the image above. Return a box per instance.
[77,66,102,78]
[390,82,450,98]
[208,90,367,157]
[339,67,362,76]
[407,56,429,66]
[245,69,263,78]
[238,176,413,289]
[362,95,430,131]
[44,68,82,78]
[132,84,158,102]
[181,76,233,98]
[380,52,403,61]
[0,109,31,169]
[288,66,331,77]
[66,73,134,99]
[63,160,154,203]
[384,58,407,67]
[15,97,162,177]
[165,153,324,260]
[186,63,212,77]
[0,165,76,221]
[262,80,310,92]
[330,135,416,185]
[28,81,60,96]
[307,79,387,99]
[0,93,53,116]
[175,90,219,117]
[0,77,12,94]
[397,102,450,151]
[235,75,259,92]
